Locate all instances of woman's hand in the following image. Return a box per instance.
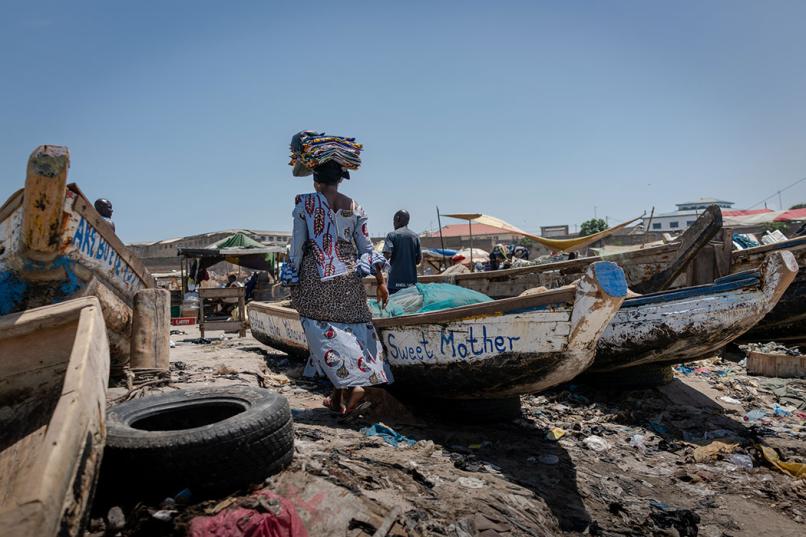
[376,283,389,309]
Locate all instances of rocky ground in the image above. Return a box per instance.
[93,327,806,537]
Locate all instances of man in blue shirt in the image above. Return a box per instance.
[383,210,422,294]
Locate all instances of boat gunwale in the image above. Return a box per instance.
[732,236,806,260]
[249,285,577,329]
[0,184,155,290]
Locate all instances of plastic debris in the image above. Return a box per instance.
[152,510,178,522]
[718,396,741,405]
[773,404,791,417]
[693,441,738,463]
[727,453,753,469]
[545,427,565,441]
[188,489,307,537]
[457,477,486,489]
[583,435,610,452]
[649,501,701,537]
[628,434,647,453]
[759,445,806,478]
[743,409,767,422]
[361,422,416,448]
[106,506,125,531]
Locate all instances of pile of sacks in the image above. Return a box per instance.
[289,130,362,175]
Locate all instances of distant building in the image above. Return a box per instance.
[129,229,291,273]
[642,198,734,232]
[540,225,569,238]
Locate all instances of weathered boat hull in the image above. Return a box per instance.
[249,262,627,399]
[0,297,110,537]
[731,237,806,345]
[0,146,154,371]
[593,251,798,372]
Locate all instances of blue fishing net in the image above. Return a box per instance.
[368,283,492,318]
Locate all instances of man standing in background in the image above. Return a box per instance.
[383,210,422,294]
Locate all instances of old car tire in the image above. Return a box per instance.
[103,386,293,497]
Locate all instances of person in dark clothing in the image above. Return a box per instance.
[383,210,422,294]
[94,198,115,231]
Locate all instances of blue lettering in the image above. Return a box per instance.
[467,326,481,355]
[387,333,399,359]
[87,227,97,256]
[72,218,85,247]
[495,336,506,353]
[95,238,106,259]
[507,336,520,349]
[114,256,121,276]
[457,343,468,359]
[482,326,494,353]
[440,331,455,357]
[418,335,434,359]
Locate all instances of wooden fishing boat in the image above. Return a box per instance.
[365,205,723,298]
[730,236,806,345]
[0,297,110,537]
[592,250,798,373]
[0,146,154,371]
[249,261,627,398]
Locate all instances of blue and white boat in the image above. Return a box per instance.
[592,250,798,373]
[249,262,628,399]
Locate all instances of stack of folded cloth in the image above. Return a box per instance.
[289,131,363,174]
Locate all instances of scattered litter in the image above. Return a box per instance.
[727,453,753,469]
[743,409,767,422]
[188,489,307,536]
[169,339,176,348]
[628,434,647,453]
[537,454,559,465]
[545,427,565,441]
[649,501,701,537]
[361,422,416,448]
[106,506,125,531]
[583,435,610,452]
[718,396,742,405]
[692,441,738,463]
[152,510,178,522]
[457,477,485,489]
[759,445,806,478]
[773,404,792,417]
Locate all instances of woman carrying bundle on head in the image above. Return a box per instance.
[281,132,392,414]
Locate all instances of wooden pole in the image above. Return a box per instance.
[130,289,171,371]
[21,145,70,259]
[469,219,474,271]
[436,206,447,271]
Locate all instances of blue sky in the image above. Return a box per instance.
[1,1,805,243]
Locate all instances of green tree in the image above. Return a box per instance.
[790,203,806,210]
[579,218,608,237]
[763,222,789,233]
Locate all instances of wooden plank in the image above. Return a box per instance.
[714,228,734,278]
[0,188,23,224]
[201,320,244,332]
[747,351,806,378]
[632,205,723,293]
[199,287,244,299]
[21,146,69,255]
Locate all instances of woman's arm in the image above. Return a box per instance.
[353,205,389,306]
[281,197,308,285]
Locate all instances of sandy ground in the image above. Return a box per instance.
[98,326,806,537]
